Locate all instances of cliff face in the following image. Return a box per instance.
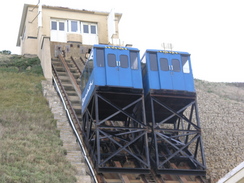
[195,80,244,182]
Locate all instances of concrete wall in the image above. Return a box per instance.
[39,36,52,80]
[20,6,38,56]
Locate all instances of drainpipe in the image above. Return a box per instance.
[38,0,42,27]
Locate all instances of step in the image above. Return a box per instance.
[56,71,67,77]
[59,75,70,81]
[66,90,78,96]
[69,95,80,101]
[54,67,65,72]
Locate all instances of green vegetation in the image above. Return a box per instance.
[0,50,11,55]
[0,55,43,74]
[0,55,76,183]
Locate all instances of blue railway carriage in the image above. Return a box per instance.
[142,49,195,95]
[80,45,151,173]
[141,49,206,175]
[81,44,143,112]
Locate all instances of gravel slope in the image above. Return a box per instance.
[195,80,244,182]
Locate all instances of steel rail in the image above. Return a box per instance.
[52,65,98,183]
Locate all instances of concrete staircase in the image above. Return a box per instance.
[41,80,91,183]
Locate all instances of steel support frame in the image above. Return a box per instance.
[81,89,150,173]
[149,95,206,175]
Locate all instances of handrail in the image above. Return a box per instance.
[70,56,82,75]
[58,55,81,99]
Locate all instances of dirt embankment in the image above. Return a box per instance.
[195,80,244,182]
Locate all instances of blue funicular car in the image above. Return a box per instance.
[80,45,151,173]
[141,49,195,95]
[81,44,143,112]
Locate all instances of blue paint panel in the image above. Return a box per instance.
[81,71,95,112]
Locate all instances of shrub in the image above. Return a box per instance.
[0,55,43,75]
[0,50,11,55]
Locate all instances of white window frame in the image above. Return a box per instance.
[51,19,66,31]
[81,22,98,35]
[68,20,80,33]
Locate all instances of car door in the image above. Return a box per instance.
[169,54,185,91]
[105,48,132,87]
[157,52,173,90]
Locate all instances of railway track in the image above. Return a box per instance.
[51,54,207,183]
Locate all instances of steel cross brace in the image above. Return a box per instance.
[149,95,206,174]
[85,91,150,172]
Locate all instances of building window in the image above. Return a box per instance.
[51,21,57,30]
[83,24,89,33]
[59,22,65,31]
[51,20,66,31]
[71,21,78,32]
[82,23,97,34]
[91,25,96,34]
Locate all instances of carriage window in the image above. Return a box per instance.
[149,53,158,71]
[96,49,105,67]
[130,51,138,69]
[160,58,169,71]
[120,55,128,68]
[181,56,190,73]
[172,59,181,72]
[108,54,116,67]
[81,59,93,92]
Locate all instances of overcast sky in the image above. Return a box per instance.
[0,0,243,82]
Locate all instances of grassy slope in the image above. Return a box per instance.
[0,56,76,183]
